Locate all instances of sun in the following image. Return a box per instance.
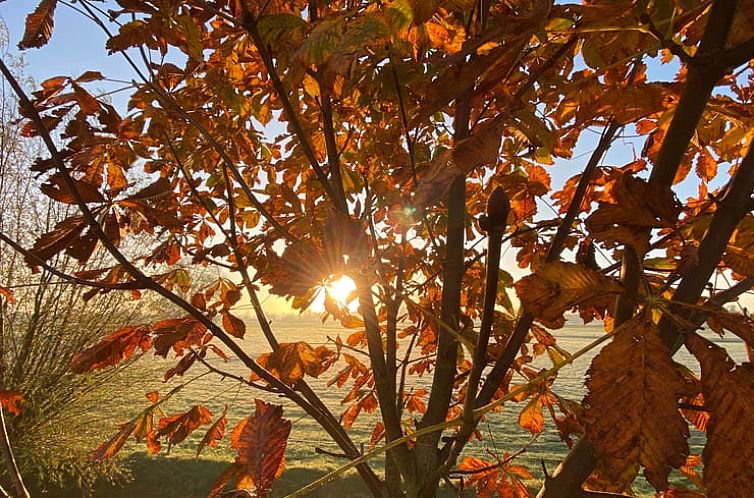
[311,275,357,313]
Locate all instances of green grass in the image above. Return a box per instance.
[31,452,474,498]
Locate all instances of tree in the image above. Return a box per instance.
[3,1,754,497]
[0,40,161,496]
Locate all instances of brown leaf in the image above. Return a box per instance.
[0,286,14,304]
[26,215,88,267]
[157,405,213,446]
[518,391,556,435]
[92,420,136,461]
[413,150,463,210]
[164,351,199,381]
[93,393,161,460]
[72,82,100,115]
[586,172,680,255]
[514,262,623,328]
[704,307,754,350]
[197,406,228,458]
[257,342,325,385]
[368,421,385,450]
[452,121,503,172]
[152,317,206,357]
[680,393,709,433]
[210,400,291,498]
[684,332,754,497]
[71,325,152,373]
[40,173,105,204]
[585,320,689,490]
[0,391,23,416]
[221,310,246,339]
[19,0,58,49]
[723,216,754,278]
[695,148,718,182]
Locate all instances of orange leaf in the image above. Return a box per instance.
[152,317,206,357]
[413,150,463,211]
[0,286,14,304]
[585,172,679,255]
[260,342,326,385]
[211,400,291,498]
[71,325,152,373]
[518,391,556,435]
[40,173,105,205]
[0,391,23,416]
[18,0,57,49]
[514,262,622,328]
[369,422,385,450]
[585,319,689,490]
[25,215,88,267]
[221,310,246,339]
[92,420,137,461]
[684,332,754,496]
[197,407,228,458]
[157,405,213,446]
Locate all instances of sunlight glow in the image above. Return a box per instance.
[311,275,358,313]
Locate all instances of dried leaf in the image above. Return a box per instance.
[0,391,23,416]
[586,172,680,255]
[152,317,206,357]
[157,405,213,446]
[514,262,623,328]
[684,332,754,497]
[0,286,14,304]
[585,320,689,490]
[518,391,556,435]
[257,342,325,385]
[197,406,228,458]
[413,150,463,210]
[71,325,152,373]
[25,215,88,267]
[222,310,246,339]
[19,0,57,49]
[210,400,291,498]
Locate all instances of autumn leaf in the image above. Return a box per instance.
[458,454,533,498]
[25,215,89,267]
[452,121,503,172]
[93,392,161,460]
[586,172,680,255]
[723,215,754,278]
[71,325,152,373]
[518,390,557,434]
[256,342,327,385]
[221,310,246,339]
[18,0,57,49]
[164,350,199,381]
[704,307,754,349]
[0,286,14,304]
[210,400,291,498]
[157,405,213,446]
[368,421,385,450]
[514,262,623,328]
[681,386,709,433]
[684,332,754,497]
[92,420,137,461]
[151,317,206,357]
[413,150,463,210]
[0,391,23,416]
[40,173,105,204]
[197,406,228,458]
[584,319,689,490]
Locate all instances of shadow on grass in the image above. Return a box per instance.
[32,453,377,498]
